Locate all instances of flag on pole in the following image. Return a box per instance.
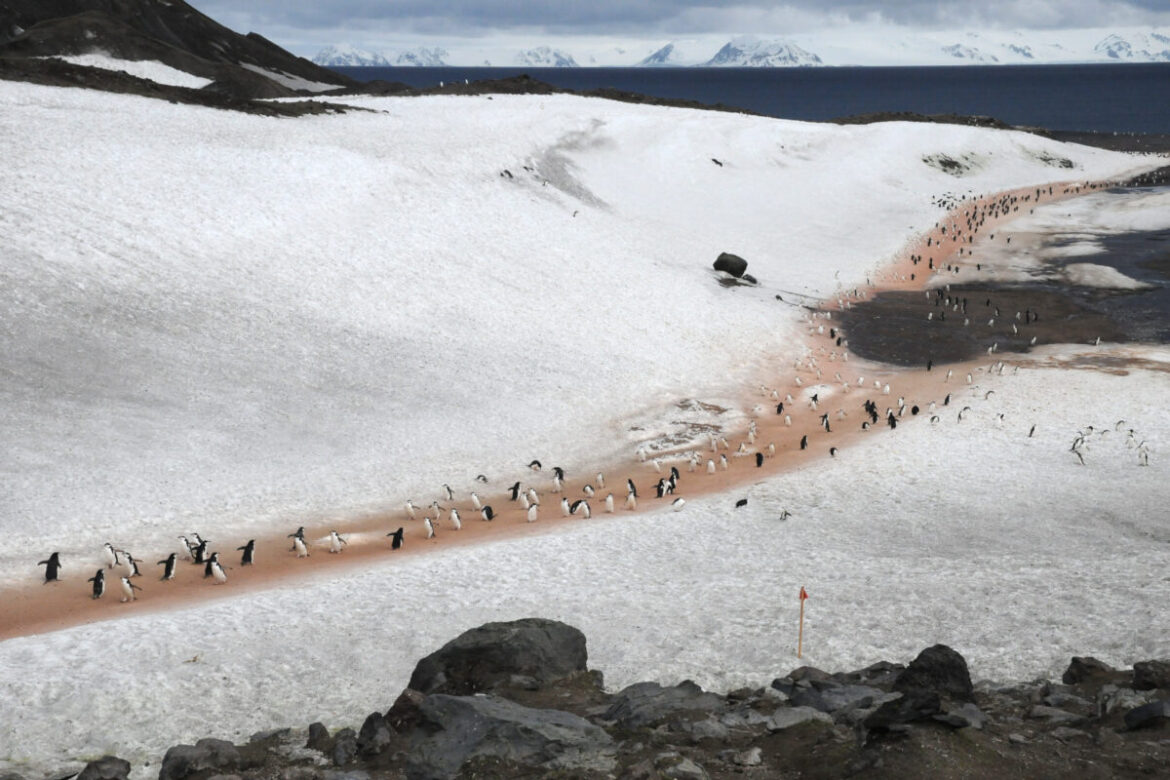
[800,586,808,601]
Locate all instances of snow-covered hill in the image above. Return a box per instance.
[705,36,823,67]
[1094,31,1170,61]
[514,45,577,67]
[312,44,389,67]
[390,46,449,66]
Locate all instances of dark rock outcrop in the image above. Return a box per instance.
[1124,699,1170,730]
[1062,656,1125,686]
[893,644,974,702]
[1133,660,1170,691]
[158,738,240,780]
[76,755,130,780]
[407,617,587,696]
[356,712,393,756]
[405,694,615,780]
[713,252,748,278]
[603,680,726,728]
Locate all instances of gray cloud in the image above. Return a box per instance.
[202,0,1170,40]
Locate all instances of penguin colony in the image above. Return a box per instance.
[33,178,1145,607]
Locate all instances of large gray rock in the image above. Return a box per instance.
[603,680,726,728]
[934,702,988,730]
[766,706,833,731]
[407,618,587,696]
[790,684,885,713]
[864,689,942,730]
[893,645,974,703]
[1124,699,1170,730]
[1027,705,1086,726]
[713,252,748,278]
[1133,660,1170,690]
[159,738,240,780]
[1062,656,1123,686]
[77,756,131,780]
[356,712,393,756]
[405,694,615,780]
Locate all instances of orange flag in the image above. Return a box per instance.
[800,586,809,601]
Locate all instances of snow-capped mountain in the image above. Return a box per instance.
[1093,32,1170,61]
[312,44,390,67]
[514,46,577,67]
[705,36,822,67]
[941,43,999,63]
[639,42,683,66]
[392,47,449,66]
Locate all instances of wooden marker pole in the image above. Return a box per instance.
[797,586,809,658]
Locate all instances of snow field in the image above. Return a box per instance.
[0,346,1166,775]
[41,53,214,89]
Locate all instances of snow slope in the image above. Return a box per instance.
[42,52,212,89]
[0,81,1156,585]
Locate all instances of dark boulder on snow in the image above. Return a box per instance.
[893,644,974,703]
[158,738,240,780]
[405,694,615,780]
[1062,656,1126,686]
[356,712,394,756]
[713,252,748,278]
[1133,660,1170,691]
[407,617,588,696]
[603,680,726,728]
[1124,699,1170,730]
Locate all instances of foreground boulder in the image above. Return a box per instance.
[406,694,615,779]
[158,738,240,780]
[76,756,130,780]
[407,617,588,696]
[893,644,974,703]
[1133,660,1170,691]
[1063,656,1126,686]
[713,252,748,278]
[603,680,726,728]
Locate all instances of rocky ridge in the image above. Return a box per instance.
[20,618,1170,780]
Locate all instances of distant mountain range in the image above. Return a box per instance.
[312,28,1170,68]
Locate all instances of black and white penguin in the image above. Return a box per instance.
[800,435,808,450]
[192,539,210,564]
[627,478,638,498]
[528,459,542,471]
[177,536,194,560]
[475,474,489,483]
[203,551,220,578]
[329,531,348,553]
[671,498,686,512]
[122,552,141,578]
[449,508,462,531]
[209,558,227,584]
[830,447,838,458]
[481,505,495,521]
[560,497,571,517]
[670,466,680,482]
[87,569,105,599]
[293,535,310,558]
[604,493,615,513]
[719,454,728,470]
[387,527,404,549]
[571,499,591,518]
[552,466,565,482]
[509,481,522,501]
[755,452,764,468]
[625,492,637,510]
[424,516,436,539]
[596,472,606,488]
[471,492,483,511]
[158,553,177,581]
[707,459,716,474]
[582,484,595,498]
[38,552,61,583]
[119,576,142,603]
[527,487,540,506]
[287,527,305,551]
[442,483,454,502]
[527,504,539,522]
[237,540,255,566]
[405,500,418,520]
[102,542,119,570]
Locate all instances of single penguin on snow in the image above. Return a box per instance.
[237,540,255,566]
[527,504,539,522]
[424,516,436,539]
[387,527,404,549]
[604,493,615,513]
[87,569,105,599]
[481,505,495,521]
[329,531,348,552]
[203,551,220,578]
[209,558,227,584]
[158,553,177,581]
[119,576,142,602]
[509,481,522,500]
[38,552,61,583]
[449,508,462,531]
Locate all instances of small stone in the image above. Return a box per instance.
[306,722,331,753]
[1027,705,1085,726]
[1008,733,1029,744]
[687,718,729,740]
[658,755,709,780]
[934,702,988,730]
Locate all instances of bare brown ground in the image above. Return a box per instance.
[0,176,1124,643]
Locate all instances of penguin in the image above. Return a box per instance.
[38,552,61,583]
[509,481,522,501]
[520,493,531,510]
[552,475,563,493]
[552,466,565,482]
[424,516,436,539]
[596,472,605,488]
[442,483,454,502]
[625,492,637,510]
[329,531,348,552]
[527,504,539,522]
[571,500,591,519]
[943,393,952,406]
[560,497,571,517]
[192,539,210,564]
[122,552,141,578]
[471,492,483,511]
[604,493,615,513]
[294,535,310,558]
[387,527,404,549]
[719,454,728,470]
[405,500,418,520]
[430,501,442,519]
[776,402,784,414]
[102,542,119,570]
[203,551,220,578]
[755,452,764,468]
[527,487,540,506]
[627,478,637,498]
[583,484,595,498]
[119,576,142,602]
[209,559,227,584]
[670,466,680,482]
[237,540,255,566]
[830,447,838,458]
[671,498,686,512]
[481,505,495,521]
[447,508,461,531]
[735,498,748,508]
[800,435,808,451]
[287,527,305,551]
[767,443,776,457]
[784,415,792,427]
[177,536,194,560]
[528,459,542,471]
[87,569,105,599]
[707,459,716,474]
[655,479,666,499]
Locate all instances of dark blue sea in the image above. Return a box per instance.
[333,63,1170,134]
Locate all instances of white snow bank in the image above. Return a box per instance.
[240,63,341,92]
[1064,263,1154,289]
[43,52,212,89]
[1,347,1167,776]
[0,81,1157,587]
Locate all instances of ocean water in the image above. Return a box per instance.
[333,63,1170,134]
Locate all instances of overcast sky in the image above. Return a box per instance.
[201,0,1170,52]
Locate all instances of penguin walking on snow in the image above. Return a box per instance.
[509,481,522,501]
[191,539,210,565]
[605,493,615,513]
[329,531,347,553]
[288,526,305,551]
[293,535,310,558]
[203,552,220,578]
[237,540,255,566]
[102,542,119,570]
[527,504,539,522]
[471,492,483,511]
[38,552,61,583]
[158,553,177,581]
[387,527,404,549]
[449,508,462,531]
[119,576,142,602]
[209,558,227,584]
[560,497,571,517]
[88,569,105,599]
[481,505,495,521]
[626,478,638,499]
[424,516,436,539]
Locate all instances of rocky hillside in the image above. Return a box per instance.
[0,0,351,98]
[32,618,1170,780]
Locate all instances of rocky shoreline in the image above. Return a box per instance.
[16,618,1167,780]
